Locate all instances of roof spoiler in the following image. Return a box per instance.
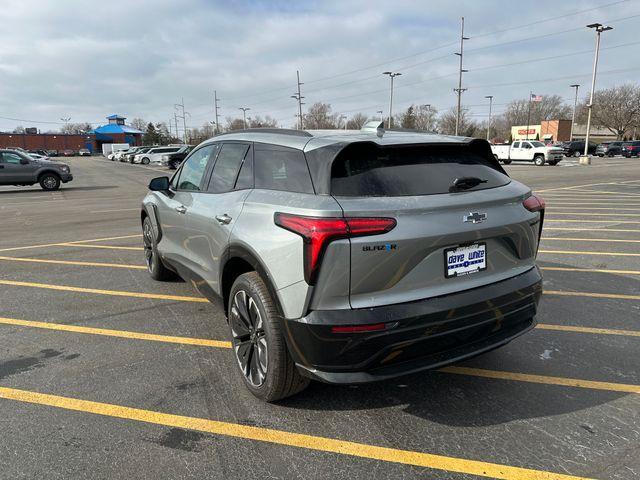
[360,120,385,138]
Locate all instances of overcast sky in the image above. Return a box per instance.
[0,0,638,131]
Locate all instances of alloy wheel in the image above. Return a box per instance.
[143,221,154,271]
[43,176,57,189]
[230,290,268,387]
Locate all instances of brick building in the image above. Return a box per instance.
[0,114,143,153]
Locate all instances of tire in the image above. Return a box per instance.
[141,157,150,165]
[228,272,309,402]
[573,150,581,158]
[142,217,175,281]
[39,173,61,191]
[534,155,545,166]
[502,159,512,165]
[548,160,559,166]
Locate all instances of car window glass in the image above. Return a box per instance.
[513,142,520,148]
[254,144,314,193]
[176,145,215,191]
[234,152,253,190]
[1,152,24,164]
[208,143,249,193]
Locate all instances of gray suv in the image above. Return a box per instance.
[0,149,73,190]
[141,124,544,401]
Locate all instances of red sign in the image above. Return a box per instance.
[518,129,536,135]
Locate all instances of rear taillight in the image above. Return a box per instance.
[523,194,546,212]
[274,213,396,285]
[331,323,387,334]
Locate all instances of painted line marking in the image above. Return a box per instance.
[536,180,637,193]
[543,227,640,233]
[545,219,640,224]
[0,234,141,253]
[545,212,640,217]
[545,290,640,301]
[58,243,142,251]
[542,266,640,275]
[440,366,640,394]
[542,237,640,244]
[539,249,640,257]
[0,256,145,270]
[536,323,640,338]
[564,189,640,197]
[0,386,589,480]
[0,279,208,303]
[0,317,231,348]
[547,206,640,211]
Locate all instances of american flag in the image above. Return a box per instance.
[531,94,543,102]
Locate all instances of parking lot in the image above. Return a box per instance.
[0,155,639,479]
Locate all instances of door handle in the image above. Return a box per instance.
[215,214,232,225]
[175,205,187,214]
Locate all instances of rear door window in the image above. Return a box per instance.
[331,143,510,197]
[254,143,314,193]
[208,143,250,193]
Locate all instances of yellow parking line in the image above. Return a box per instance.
[0,280,208,303]
[545,219,640,224]
[546,212,640,217]
[0,234,142,253]
[0,256,145,270]
[440,366,640,394]
[58,243,142,251]
[0,317,231,348]
[536,323,640,337]
[544,227,640,233]
[542,237,640,244]
[539,249,640,257]
[545,290,640,301]
[542,266,640,275]
[0,385,594,480]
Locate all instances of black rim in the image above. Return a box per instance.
[43,176,57,189]
[229,290,268,387]
[143,221,154,271]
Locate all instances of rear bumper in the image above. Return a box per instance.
[283,267,542,384]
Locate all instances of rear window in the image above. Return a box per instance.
[254,143,314,194]
[331,144,510,197]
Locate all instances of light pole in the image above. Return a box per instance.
[583,23,613,159]
[485,95,493,141]
[239,107,250,129]
[377,110,384,123]
[569,84,580,141]
[382,71,401,129]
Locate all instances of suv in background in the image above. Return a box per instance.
[622,140,640,157]
[135,146,183,165]
[161,145,193,169]
[140,125,544,401]
[595,141,624,157]
[562,140,597,157]
[78,148,91,156]
[0,148,73,190]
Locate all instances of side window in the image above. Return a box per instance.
[513,142,520,148]
[1,152,24,164]
[254,144,314,194]
[175,145,216,191]
[208,143,249,193]
[523,142,531,149]
[234,150,253,190]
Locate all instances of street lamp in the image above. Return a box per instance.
[376,110,384,123]
[239,107,251,129]
[569,84,580,141]
[382,71,402,129]
[484,95,494,141]
[583,23,613,159]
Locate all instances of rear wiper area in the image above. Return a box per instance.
[449,176,488,193]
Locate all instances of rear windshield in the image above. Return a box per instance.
[331,143,510,197]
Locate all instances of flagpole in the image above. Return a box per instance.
[526,91,532,141]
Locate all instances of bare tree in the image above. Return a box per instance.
[414,105,438,132]
[503,94,571,127]
[438,107,479,137]
[346,113,368,130]
[12,126,25,134]
[248,115,278,128]
[131,118,147,132]
[225,117,245,131]
[576,84,640,140]
[303,102,338,129]
[60,122,92,134]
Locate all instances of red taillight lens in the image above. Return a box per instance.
[523,194,546,213]
[331,323,387,334]
[274,213,396,285]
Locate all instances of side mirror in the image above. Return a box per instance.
[149,176,170,191]
[20,158,29,165]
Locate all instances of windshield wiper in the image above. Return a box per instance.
[449,177,488,193]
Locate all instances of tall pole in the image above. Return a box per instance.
[569,84,580,141]
[382,71,401,129]
[214,90,221,134]
[290,70,305,130]
[174,113,179,141]
[377,110,383,122]
[485,95,493,141]
[526,91,532,141]
[239,107,250,129]
[454,17,469,136]
[181,97,187,144]
[584,23,612,156]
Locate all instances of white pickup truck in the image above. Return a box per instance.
[491,140,564,166]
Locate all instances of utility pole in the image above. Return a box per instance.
[485,95,493,141]
[239,107,251,129]
[454,17,469,136]
[290,70,305,130]
[377,110,384,123]
[174,98,190,144]
[173,113,179,142]
[569,84,580,141]
[382,71,402,129]
[583,23,613,158]
[213,90,221,134]
[526,91,533,141]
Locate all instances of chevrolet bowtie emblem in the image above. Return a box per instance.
[463,212,487,224]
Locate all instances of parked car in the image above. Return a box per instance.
[622,140,640,157]
[161,145,193,169]
[47,150,59,157]
[141,125,544,401]
[28,153,49,161]
[595,141,624,157]
[115,147,137,162]
[29,149,49,157]
[61,149,75,157]
[491,140,563,166]
[562,140,597,157]
[134,146,183,165]
[124,146,152,163]
[78,148,91,156]
[0,148,72,190]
